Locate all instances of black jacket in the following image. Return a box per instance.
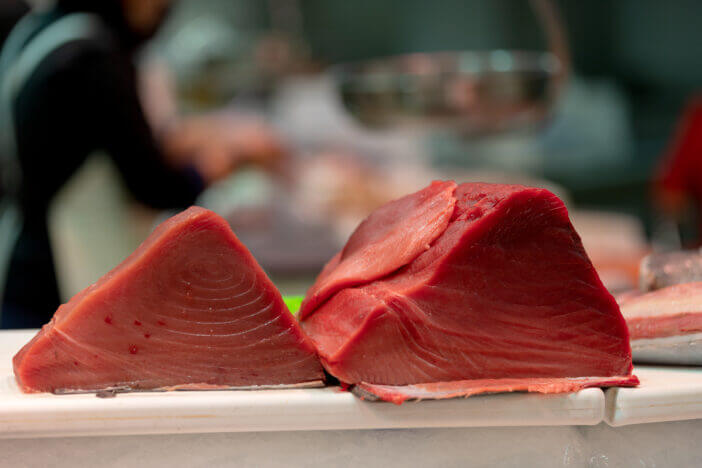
[1,6,203,328]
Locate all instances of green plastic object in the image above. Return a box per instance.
[283,295,304,315]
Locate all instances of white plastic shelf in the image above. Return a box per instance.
[0,330,604,439]
[605,365,702,426]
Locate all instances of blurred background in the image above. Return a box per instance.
[2,0,701,323]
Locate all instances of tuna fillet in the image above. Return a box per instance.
[13,207,324,393]
[618,283,702,365]
[301,182,637,403]
[300,180,457,318]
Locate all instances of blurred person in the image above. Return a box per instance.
[654,95,702,246]
[0,0,283,328]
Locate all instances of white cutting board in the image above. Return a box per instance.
[0,330,605,438]
[605,366,702,426]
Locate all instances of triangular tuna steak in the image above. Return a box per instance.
[13,207,324,393]
[301,182,638,403]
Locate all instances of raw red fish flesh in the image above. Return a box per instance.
[617,282,702,365]
[354,376,638,405]
[13,207,324,393]
[618,282,702,340]
[301,181,637,402]
[299,180,457,319]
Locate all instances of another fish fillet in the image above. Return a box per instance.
[618,282,702,364]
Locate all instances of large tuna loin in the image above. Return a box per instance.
[300,181,638,403]
[13,207,324,393]
[618,282,702,365]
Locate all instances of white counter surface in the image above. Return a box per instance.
[3,330,702,440]
[0,330,604,439]
[4,330,702,466]
[605,365,702,426]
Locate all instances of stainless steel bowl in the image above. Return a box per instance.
[332,50,564,135]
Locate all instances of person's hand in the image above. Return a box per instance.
[223,120,286,170]
[163,114,286,184]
